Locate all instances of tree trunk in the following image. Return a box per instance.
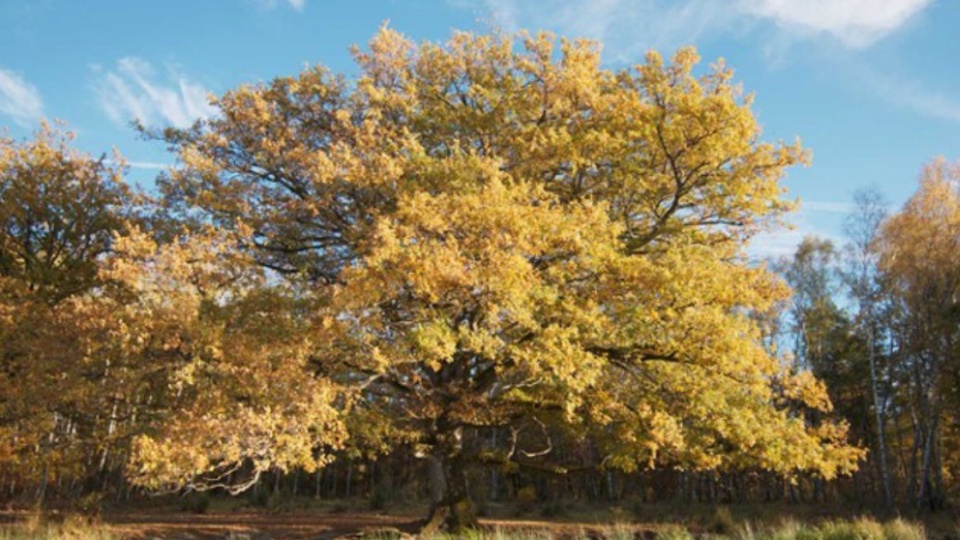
[867,324,894,511]
[420,453,477,534]
[917,412,940,510]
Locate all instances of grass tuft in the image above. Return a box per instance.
[0,514,119,540]
[817,518,885,540]
[711,506,738,535]
[882,519,925,540]
[656,524,695,540]
[603,522,638,540]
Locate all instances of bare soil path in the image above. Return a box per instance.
[105,510,415,539]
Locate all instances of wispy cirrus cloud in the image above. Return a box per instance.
[480,0,738,61]
[106,159,171,171]
[474,0,931,57]
[93,57,217,129]
[254,0,306,11]
[801,200,857,213]
[126,160,170,170]
[854,63,960,124]
[0,67,44,126]
[748,197,898,258]
[749,226,813,260]
[748,217,841,260]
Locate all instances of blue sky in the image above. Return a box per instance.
[1,0,957,257]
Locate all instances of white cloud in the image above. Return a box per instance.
[253,0,305,10]
[474,0,932,56]
[106,159,170,171]
[481,0,738,61]
[853,64,960,124]
[127,160,170,170]
[94,57,217,129]
[747,199,858,260]
[749,226,810,260]
[748,218,840,260]
[0,67,44,126]
[741,0,931,48]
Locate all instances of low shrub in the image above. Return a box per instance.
[178,491,210,514]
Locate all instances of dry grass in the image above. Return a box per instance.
[0,506,936,540]
[0,513,119,540]
[360,516,928,540]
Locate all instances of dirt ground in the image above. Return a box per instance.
[106,510,413,539]
[0,509,654,539]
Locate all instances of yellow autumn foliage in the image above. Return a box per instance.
[142,26,861,498]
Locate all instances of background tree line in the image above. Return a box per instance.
[770,161,960,513]
[0,27,954,531]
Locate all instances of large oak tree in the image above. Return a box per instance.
[144,27,861,531]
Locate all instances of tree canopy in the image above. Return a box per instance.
[0,124,135,501]
[139,27,861,530]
